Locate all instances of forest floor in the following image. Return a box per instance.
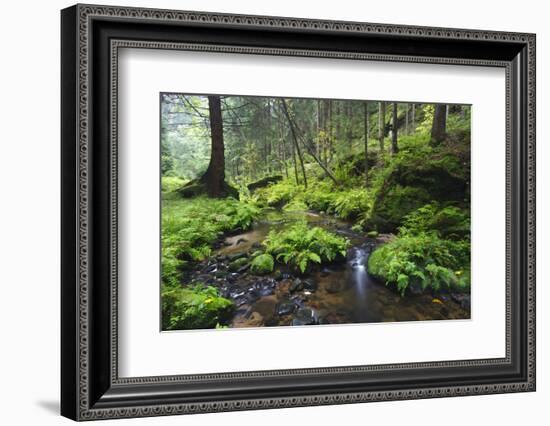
[187,206,470,328]
[161,189,471,330]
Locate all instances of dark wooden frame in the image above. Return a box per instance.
[61,3,536,421]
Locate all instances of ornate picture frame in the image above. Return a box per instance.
[61,4,535,421]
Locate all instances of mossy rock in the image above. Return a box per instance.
[368,153,467,232]
[337,152,378,177]
[177,183,206,198]
[369,186,432,232]
[250,253,274,275]
[247,175,283,192]
[228,257,249,272]
[177,180,238,199]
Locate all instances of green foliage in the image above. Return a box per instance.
[161,176,186,193]
[265,221,350,273]
[283,199,308,212]
[250,253,275,275]
[415,104,435,134]
[161,284,234,330]
[332,188,371,219]
[364,145,467,232]
[162,197,259,285]
[400,203,470,240]
[302,181,337,212]
[367,232,470,296]
[368,201,471,295]
[254,180,301,207]
[368,185,432,231]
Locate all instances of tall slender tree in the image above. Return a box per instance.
[391,102,399,155]
[281,100,308,188]
[405,103,409,134]
[346,102,353,149]
[364,101,369,187]
[378,101,386,153]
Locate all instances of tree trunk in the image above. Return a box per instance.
[391,102,399,155]
[291,133,300,185]
[328,100,333,164]
[405,103,409,134]
[199,95,226,197]
[316,99,321,157]
[278,114,289,179]
[364,101,369,187]
[265,99,272,174]
[281,100,307,188]
[283,108,340,186]
[431,104,447,146]
[411,104,416,131]
[378,101,385,152]
[335,101,341,142]
[323,99,330,165]
[346,102,353,149]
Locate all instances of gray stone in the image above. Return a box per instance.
[289,278,303,292]
[228,257,248,272]
[291,307,317,326]
[302,278,317,292]
[277,301,296,316]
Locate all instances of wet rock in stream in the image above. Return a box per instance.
[253,296,278,324]
[234,296,250,307]
[228,252,248,261]
[233,311,264,328]
[292,307,317,326]
[302,278,317,292]
[289,278,303,292]
[252,278,277,297]
[214,270,229,279]
[228,257,249,272]
[225,285,246,299]
[226,272,240,283]
[203,263,218,274]
[277,300,296,316]
[451,293,471,310]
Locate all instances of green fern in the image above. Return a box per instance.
[265,221,349,273]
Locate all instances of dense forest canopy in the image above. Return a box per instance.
[161,94,468,187]
[160,92,471,330]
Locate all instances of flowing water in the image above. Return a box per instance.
[188,208,470,328]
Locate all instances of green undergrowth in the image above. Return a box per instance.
[364,144,468,232]
[367,203,470,296]
[253,178,372,222]
[161,196,259,286]
[264,221,350,273]
[161,176,187,193]
[161,284,234,330]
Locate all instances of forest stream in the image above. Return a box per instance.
[184,208,470,328]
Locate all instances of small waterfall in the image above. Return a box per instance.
[345,245,374,321]
[348,246,369,290]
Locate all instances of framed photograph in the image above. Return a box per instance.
[61,4,536,421]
